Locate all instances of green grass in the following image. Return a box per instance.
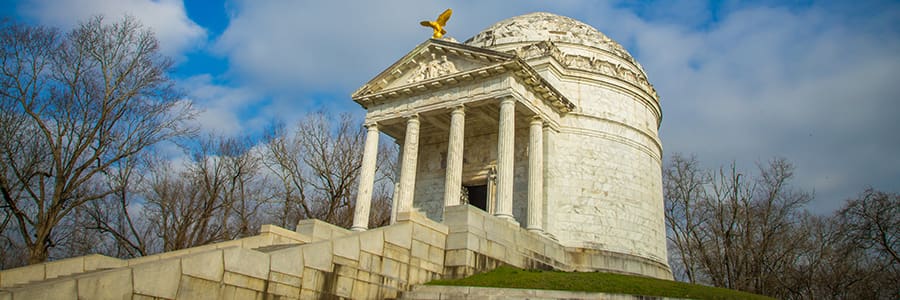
[427,266,774,300]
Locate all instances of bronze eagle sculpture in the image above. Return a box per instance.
[420,9,452,39]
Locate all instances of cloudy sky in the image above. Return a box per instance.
[3,0,898,214]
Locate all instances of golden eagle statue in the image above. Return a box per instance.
[420,9,452,39]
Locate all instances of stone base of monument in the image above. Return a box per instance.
[0,205,670,299]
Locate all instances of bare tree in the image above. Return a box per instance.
[699,162,753,290]
[836,188,900,298]
[0,16,193,264]
[662,155,900,299]
[840,188,900,266]
[265,112,363,227]
[771,196,900,300]
[143,158,210,251]
[213,136,268,239]
[140,135,263,252]
[265,112,394,229]
[81,153,154,258]
[369,142,398,228]
[747,158,812,294]
[663,155,811,295]
[776,212,884,300]
[662,153,708,283]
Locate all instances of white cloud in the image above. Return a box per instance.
[208,1,900,213]
[181,74,261,137]
[213,1,565,93]
[14,0,883,215]
[615,4,900,212]
[18,0,206,57]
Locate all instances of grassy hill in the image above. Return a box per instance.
[427,266,774,300]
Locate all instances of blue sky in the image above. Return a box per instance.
[3,0,899,214]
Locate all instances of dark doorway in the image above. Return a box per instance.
[465,185,488,211]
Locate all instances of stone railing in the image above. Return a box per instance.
[0,224,311,291]
[0,212,448,299]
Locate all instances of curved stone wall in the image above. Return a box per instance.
[467,12,668,268]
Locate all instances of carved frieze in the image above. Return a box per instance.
[408,53,459,84]
[466,12,637,64]
[512,41,659,101]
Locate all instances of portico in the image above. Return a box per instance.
[350,39,573,232]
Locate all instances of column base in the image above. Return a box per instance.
[494,214,519,226]
[350,226,367,232]
[527,227,543,234]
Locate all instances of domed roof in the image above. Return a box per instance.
[465,12,634,61]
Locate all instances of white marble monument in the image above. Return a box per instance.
[0,12,672,300]
[352,12,668,274]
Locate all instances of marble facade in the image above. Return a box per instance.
[352,12,668,269]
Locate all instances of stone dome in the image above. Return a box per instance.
[465,12,636,64]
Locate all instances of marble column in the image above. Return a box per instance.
[397,115,420,214]
[494,97,516,222]
[351,123,379,231]
[443,105,466,207]
[527,117,544,232]
[390,141,402,224]
[542,125,554,232]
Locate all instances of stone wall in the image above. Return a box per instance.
[548,125,667,263]
[0,224,308,290]
[528,57,668,266]
[0,213,449,300]
[442,205,671,280]
[1,206,670,299]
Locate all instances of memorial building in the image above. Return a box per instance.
[352,12,667,269]
[0,12,671,299]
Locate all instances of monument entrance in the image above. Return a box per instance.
[464,184,488,211]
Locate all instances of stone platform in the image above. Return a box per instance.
[0,205,670,299]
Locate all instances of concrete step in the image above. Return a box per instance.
[0,267,115,290]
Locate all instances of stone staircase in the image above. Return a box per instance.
[0,213,445,299]
[1,206,673,299]
[0,223,313,298]
[400,285,689,300]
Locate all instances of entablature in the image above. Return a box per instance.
[362,77,563,141]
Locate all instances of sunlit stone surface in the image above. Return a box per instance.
[1,12,671,300]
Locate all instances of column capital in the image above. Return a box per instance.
[530,115,544,125]
[364,121,379,130]
[404,113,420,122]
[499,96,516,105]
[449,104,466,114]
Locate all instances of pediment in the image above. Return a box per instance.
[352,39,514,99]
[352,39,575,113]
